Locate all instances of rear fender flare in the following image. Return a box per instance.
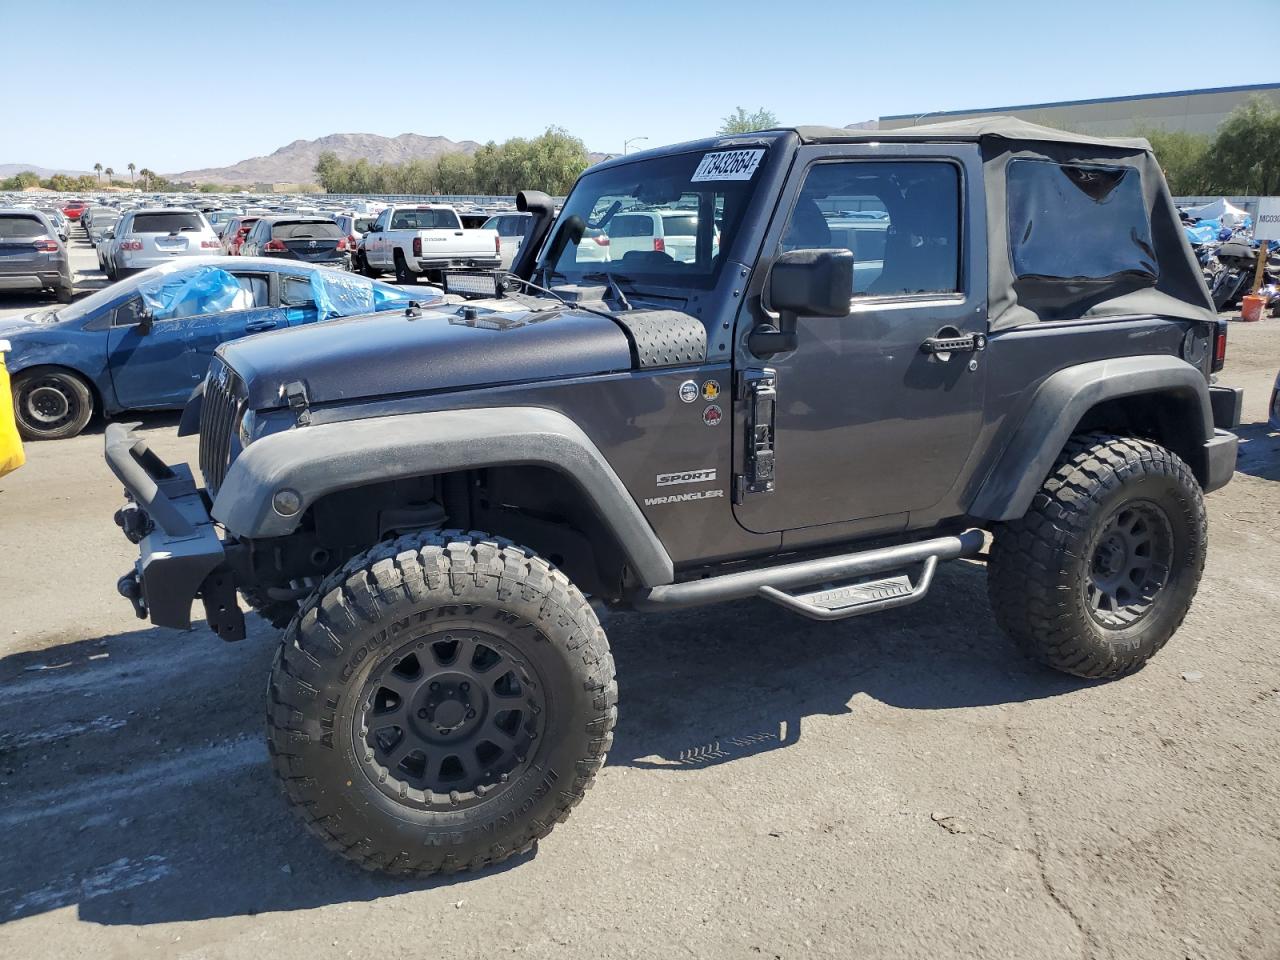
[968,355,1214,521]
[210,406,674,587]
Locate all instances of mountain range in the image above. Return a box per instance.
[0,163,94,179]
[166,133,484,185]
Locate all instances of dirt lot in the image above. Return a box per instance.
[0,240,1277,959]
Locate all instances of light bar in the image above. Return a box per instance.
[444,271,500,299]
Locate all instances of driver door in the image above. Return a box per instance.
[732,144,988,535]
[106,297,210,409]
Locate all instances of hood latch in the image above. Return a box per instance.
[282,380,311,427]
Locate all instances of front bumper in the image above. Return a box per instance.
[104,423,245,640]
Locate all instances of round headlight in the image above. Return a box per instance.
[238,409,256,448]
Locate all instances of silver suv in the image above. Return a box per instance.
[105,208,222,280]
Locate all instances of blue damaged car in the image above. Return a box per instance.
[2,257,433,440]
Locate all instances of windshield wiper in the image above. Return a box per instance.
[582,272,633,311]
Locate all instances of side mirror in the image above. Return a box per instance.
[751,248,853,358]
[136,309,154,335]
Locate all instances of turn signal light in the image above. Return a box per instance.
[653,237,665,253]
[1213,321,1227,372]
[120,239,143,251]
[33,239,59,252]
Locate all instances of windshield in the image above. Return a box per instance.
[541,145,770,291]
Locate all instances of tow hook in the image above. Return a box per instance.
[114,504,153,544]
[117,571,147,620]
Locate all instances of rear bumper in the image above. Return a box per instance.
[409,256,502,272]
[0,266,69,289]
[104,423,244,640]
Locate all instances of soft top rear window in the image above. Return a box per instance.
[132,212,204,233]
[0,216,47,239]
[1007,160,1156,282]
[271,220,343,239]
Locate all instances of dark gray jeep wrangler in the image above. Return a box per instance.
[106,118,1242,876]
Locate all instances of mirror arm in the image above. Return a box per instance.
[748,309,798,359]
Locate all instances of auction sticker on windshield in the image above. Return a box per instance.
[691,149,766,182]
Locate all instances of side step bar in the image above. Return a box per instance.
[632,529,984,614]
[758,556,937,621]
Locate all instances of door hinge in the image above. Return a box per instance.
[282,380,311,426]
[734,367,776,503]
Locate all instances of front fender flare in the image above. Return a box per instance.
[968,355,1215,522]
[210,406,674,587]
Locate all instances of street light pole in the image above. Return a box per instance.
[623,136,649,155]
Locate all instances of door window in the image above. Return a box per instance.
[281,276,316,306]
[781,161,961,297]
[228,274,270,310]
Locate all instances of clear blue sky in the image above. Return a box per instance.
[5,0,1278,173]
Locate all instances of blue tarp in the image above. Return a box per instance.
[138,266,243,319]
[1184,221,1221,245]
[309,271,423,321]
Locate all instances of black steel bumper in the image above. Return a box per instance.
[104,423,245,640]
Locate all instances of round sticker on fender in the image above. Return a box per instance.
[703,404,723,427]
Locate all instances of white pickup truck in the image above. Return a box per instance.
[358,204,500,283]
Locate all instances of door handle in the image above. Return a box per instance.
[920,332,987,357]
[244,321,278,332]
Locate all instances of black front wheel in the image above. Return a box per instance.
[12,368,94,441]
[267,531,617,876]
[988,433,1207,679]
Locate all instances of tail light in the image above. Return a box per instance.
[1213,321,1227,372]
[263,239,286,252]
[200,239,220,249]
[593,234,610,246]
[495,234,501,256]
[412,237,422,257]
[653,237,665,253]
[33,238,59,252]
[348,234,358,248]
[336,237,348,252]
[120,239,143,251]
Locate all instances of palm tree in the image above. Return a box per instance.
[93,162,102,184]
[139,168,154,190]
[127,162,136,185]
[104,167,114,184]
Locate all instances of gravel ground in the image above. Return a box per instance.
[0,236,1277,959]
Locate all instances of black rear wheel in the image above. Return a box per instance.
[12,368,94,441]
[267,531,616,876]
[988,433,1207,679]
[393,251,417,285]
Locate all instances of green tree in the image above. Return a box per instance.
[1139,128,1212,195]
[138,168,154,190]
[313,150,343,191]
[93,162,102,184]
[104,167,114,184]
[1202,95,1280,195]
[718,106,778,135]
[128,162,136,185]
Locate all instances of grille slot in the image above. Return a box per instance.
[198,361,246,497]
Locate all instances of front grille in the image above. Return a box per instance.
[198,359,246,497]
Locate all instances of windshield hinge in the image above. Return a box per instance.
[733,367,776,503]
[282,380,311,426]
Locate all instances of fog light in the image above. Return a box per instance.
[272,488,302,517]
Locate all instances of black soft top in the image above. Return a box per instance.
[591,118,1214,330]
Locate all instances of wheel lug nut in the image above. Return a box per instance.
[417,708,428,718]
[429,682,440,691]
[460,682,470,692]
[465,709,475,719]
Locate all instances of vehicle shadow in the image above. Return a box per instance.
[0,560,1092,926]
[1233,419,1280,481]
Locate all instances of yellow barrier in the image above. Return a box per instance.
[0,340,26,477]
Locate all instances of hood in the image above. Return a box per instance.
[219,301,636,409]
[0,311,59,340]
